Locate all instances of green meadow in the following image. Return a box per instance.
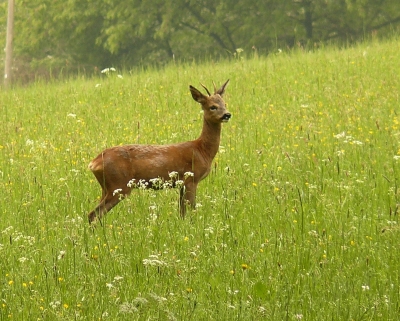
[1,39,400,320]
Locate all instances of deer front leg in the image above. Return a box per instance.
[179,182,197,218]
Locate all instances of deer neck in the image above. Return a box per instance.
[196,119,222,159]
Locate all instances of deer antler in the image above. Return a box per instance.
[212,81,217,94]
[200,83,211,96]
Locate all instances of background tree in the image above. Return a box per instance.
[288,0,400,44]
[1,0,399,83]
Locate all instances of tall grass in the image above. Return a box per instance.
[1,39,400,320]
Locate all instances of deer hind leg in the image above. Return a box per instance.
[179,182,197,218]
[88,175,131,223]
[88,165,131,223]
[88,191,124,223]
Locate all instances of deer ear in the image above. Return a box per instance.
[215,79,230,96]
[190,85,207,103]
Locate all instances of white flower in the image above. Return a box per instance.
[101,67,116,74]
[175,180,184,188]
[169,171,179,179]
[113,188,123,196]
[2,226,13,234]
[95,83,101,88]
[149,177,163,188]
[18,257,28,263]
[138,180,148,189]
[57,250,66,260]
[143,258,167,266]
[362,285,370,291]
[127,179,136,188]
[117,74,123,79]
[50,301,61,309]
[308,230,318,237]
[394,155,400,160]
[334,131,346,139]
[163,181,173,189]
[149,293,167,303]
[67,113,76,118]
[184,171,194,179]
[258,306,266,313]
[143,254,168,267]
[336,150,345,156]
[119,302,138,314]
[133,297,149,305]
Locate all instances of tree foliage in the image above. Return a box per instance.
[1,0,400,81]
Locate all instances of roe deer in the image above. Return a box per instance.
[88,80,231,223]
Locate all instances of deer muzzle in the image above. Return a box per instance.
[221,113,231,122]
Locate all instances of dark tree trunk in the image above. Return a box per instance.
[304,1,313,39]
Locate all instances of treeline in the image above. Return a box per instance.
[1,0,400,82]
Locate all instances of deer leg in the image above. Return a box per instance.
[179,183,197,218]
[179,188,186,217]
[88,192,122,223]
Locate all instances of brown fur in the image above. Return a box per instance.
[88,80,231,223]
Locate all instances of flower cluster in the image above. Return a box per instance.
[126,171,194,190]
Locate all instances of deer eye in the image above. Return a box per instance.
[210,106,218,111]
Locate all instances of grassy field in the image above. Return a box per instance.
[1,38,400,320]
